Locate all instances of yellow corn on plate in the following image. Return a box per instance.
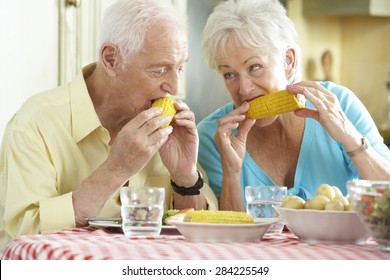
[247,89,305,119]
[151,97,177,128]
[184,210,254,224]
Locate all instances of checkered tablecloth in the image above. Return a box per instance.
[1,227,388,260]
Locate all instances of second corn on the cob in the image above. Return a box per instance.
[247,89,305,119]
[184,210,254,224]
[151,96,177,128]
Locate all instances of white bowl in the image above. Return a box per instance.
[274,206,369,244]
[170,221,276,242]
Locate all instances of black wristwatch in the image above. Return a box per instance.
[171,170,204,196]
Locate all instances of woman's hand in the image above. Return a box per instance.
[215,102,254,211]
[287,81,360,145]
[214,102,255,175]
[287,81,390,181]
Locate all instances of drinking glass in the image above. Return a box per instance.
[120,187,165,237]
[245,185,287,233]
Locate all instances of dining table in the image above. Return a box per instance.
[1,226,389,260]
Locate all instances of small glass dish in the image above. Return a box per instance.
[347,180,390,251]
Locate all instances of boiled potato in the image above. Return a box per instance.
[304,195,330,210]
[281,184,353,211]
[281,195,305,209]
[325,199,344,211]
[332,186,343,197]
[345,204,354,211]
[345,197,354,211]
[316,184,336,200]
[332,195,349,209]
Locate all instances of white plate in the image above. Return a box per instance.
[88,218,177,231]
[274,206,369,244]
[170,221,275,242]
[88,218,121,228]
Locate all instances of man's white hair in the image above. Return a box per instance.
[99,0,186,62]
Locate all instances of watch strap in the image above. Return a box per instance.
[171,170,204,196]
[347,137,369,158]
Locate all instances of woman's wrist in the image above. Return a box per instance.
[346,137,370,158]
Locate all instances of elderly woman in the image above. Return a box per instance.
[197,0,390,211]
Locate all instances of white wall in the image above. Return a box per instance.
[0,0,59,140]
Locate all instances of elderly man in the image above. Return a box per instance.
[0,0,217,250]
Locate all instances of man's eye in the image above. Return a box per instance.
[249,64,263,72]
[154,68,168,76]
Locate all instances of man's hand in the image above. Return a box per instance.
[107,106,173,182]
[159,101,199,186]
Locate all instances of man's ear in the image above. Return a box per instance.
[100,44,120,77]
[284,48,296,79]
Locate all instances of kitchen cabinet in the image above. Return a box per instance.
[303,0,390,17]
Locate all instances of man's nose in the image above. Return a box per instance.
[161,71,180,95]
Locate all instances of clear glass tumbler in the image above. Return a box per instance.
[245,185,287,234]
[120,187,165,237]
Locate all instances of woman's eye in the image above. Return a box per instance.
[223,72,235,80]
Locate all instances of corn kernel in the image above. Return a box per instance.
[247,89,305,119]
[184,210,254,224]
[152,97,177,128]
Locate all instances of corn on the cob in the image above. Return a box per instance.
[247,89,305,119]
[151,97,177,128]
[184,210,254,224]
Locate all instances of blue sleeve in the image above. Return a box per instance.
[323,82,390,164]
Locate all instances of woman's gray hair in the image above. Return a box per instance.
[99,0,185,62]
[201,0,302,84]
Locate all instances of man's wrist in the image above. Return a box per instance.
[171,170,204,196]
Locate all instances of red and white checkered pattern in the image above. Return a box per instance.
[1,227,389,260]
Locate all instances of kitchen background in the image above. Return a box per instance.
[1,0,390,144]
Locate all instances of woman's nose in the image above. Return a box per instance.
[238,74,255,96]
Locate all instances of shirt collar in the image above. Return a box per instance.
[70,63,103,143]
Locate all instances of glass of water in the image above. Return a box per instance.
[245,186,287,234]
[120,186,165,237]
